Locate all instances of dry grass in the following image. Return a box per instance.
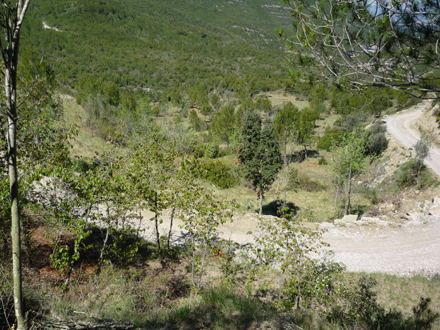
[61,94,108,159]
[262,91,310,109]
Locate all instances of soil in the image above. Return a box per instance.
[141,101,440,277]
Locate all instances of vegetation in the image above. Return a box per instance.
[239,113,283,215]
[1,0,439,329]
[283,0,440,97]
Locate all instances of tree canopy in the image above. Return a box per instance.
[283,0,440,97]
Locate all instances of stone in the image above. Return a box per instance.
[433,196,440,205]
[429,205,440,217]
[406,211,421,221]
[341,214,358,222]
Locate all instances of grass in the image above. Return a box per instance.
[61,94,108,159]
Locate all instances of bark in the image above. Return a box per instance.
[167,205,175,251]
[154,192,161,255]
[4,2,33,328]
[259,190,263,216]
[345,170,353,216]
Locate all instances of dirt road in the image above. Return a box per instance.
[133,101,440,276]
[385,100,440,176]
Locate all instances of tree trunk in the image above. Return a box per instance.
[4,2,33,329]
[259,190,263,216]
[7,67,27,330]
[283,139,287,168]
[345,172,352,216]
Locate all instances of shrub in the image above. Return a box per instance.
[396,159,438,189]
[364,122,388,156]
[205,143,219,159]
[317,129,343,151]
[318,156,327,165]
[198,160,238,189]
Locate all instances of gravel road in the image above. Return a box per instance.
[319,101,440,276]
[105,101,440,276]
[385,100,440,177]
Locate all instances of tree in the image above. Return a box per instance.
[239,113,283,215]
[283,0,440,97]
[0,1,32,329]
[331,130,369,216]
[414,137,431,178]
[210,104,236,145]
[274,102,299,167]
[294,108,318,159]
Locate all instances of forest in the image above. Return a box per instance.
[1,0,440,329]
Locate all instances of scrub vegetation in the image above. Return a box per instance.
[1,0,440,329]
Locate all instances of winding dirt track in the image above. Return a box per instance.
[322,102,440,276]
[139,101,440,276]
[385,100,440,176]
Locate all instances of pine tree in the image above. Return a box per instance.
[239,113,282,215]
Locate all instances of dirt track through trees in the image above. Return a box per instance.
[116,101,440,276]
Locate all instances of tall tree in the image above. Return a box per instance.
[283,0,440,97]
[239,113,282,215]
[331,130,369,216]
[294,108,318,159]
[274,102,299,167]
[1,1,32,329]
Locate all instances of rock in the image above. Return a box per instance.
[406,211,421,221]
[429,205,440,217]
[433,196,440,205]
[341,214,358,222]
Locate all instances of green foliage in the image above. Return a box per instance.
[198,160,239,189]
[255,97,272,113]
[326,277,439,330]
[296,173,327,192]
[294,108,318,155]
[317,128,343,151]
[332,130,370,215]
[396,159,438,189]
[205,143,219,159]
[318,156,327,165]
[210,104,236,145]
[189,110,207,132]
[22,0,289,100]
[247,210,334,309]
[365,122,389,156]
[274,102,299,166]
[239,113,282,213]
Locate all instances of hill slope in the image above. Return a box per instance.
[21,0,291,92]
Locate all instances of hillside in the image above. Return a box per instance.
[21,0,291,93]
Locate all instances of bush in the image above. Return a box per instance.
[71,158,92,173]
[396,159,438,189]
[364,123,388,156]
[318,156,327,165]
[205,143,219,159]
[317,129,343,151]
[198,160,238,189]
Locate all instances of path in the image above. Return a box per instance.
[385,100,440,176]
